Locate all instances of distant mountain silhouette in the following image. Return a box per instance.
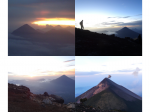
[75,28,142,56]
[76,78,142,112]
[51,75,75,85]
[116,27,140,39]
[54,25,62,30]
[40,75,75,104]
[12,24,42,37]
[11,24,75,44]
[36,29,45,33]
[42,24,54,32]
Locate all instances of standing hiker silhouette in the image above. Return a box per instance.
[80,20,84,30]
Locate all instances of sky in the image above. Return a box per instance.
[8,0,75,32]
[8,56,75,80]
[75,56,142,97]
[75,0,142,32]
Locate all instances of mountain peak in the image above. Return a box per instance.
[97,78,111,85]
[20,24,34,29]
[116,27,139,39]
[123,27,128,29]
[23,24,30,26]
[60,75,68,78]
[76,77,142,111]
[12,24,40,36]
[19,24,33,29]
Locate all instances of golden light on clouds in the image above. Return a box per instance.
[32,18,75,26]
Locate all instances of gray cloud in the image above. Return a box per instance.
[101,20,142,27]
[135,14,142,16]
[108,16,131,19]
[8,72,15,75]
[118,69,135,72]
[64,59,75,63]
[101,22,124,25]
[118,20,142,26]
[67,65,75,67]
[75,71,103,76]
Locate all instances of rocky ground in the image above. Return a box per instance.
[8,83,75,112]
[75,28,142,56]
[75,103,126,112]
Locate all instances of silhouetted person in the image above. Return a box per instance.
[80,20,84,30]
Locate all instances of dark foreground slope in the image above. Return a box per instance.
[8,83,71,112]
[75,28,142,56]
[84,88,142,112]
[76,78,142,112]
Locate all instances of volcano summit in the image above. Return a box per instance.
[76,78,142,112]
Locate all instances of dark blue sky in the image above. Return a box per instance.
[75,0,142,31]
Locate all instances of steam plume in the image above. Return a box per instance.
[132,67,140,76]
[108,75,111,78]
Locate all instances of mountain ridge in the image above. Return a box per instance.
[76,78,142,112]
[116,27,140,39]
[76,78,141,103]
[11,24,75,44]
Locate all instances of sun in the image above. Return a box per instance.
[32,18,75,26]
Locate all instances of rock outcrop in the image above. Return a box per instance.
[8,83,73,112]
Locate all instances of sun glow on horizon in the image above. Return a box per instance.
[32,18,75,26]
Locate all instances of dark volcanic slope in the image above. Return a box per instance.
[75,28,142,56]
[84,88,142,112]
[76,78,142,112]
[76,78,141,103]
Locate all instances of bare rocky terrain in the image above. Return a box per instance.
[8,83,75,112]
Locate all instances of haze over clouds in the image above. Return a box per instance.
[75,0,142,33]
[75,56,142,97]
